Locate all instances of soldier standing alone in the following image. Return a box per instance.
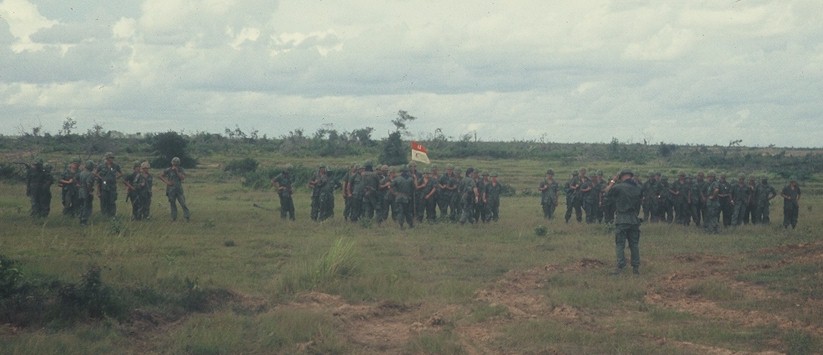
[159,157,191,221]
[604,169,643,275]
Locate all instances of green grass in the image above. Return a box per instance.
[1,160,822,354]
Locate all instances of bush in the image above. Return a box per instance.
[224,158,259,174]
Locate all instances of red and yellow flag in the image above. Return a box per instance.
[411,141,430,164]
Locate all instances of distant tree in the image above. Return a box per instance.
[350,127,375,146]
[148,131,197,168]
[59,117,77,136]
[391,110,416,135]
[380,111,416,166]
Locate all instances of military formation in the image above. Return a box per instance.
[545,167,801,232]
[24,153,191,225]
[274,161,504,229]
[23,155,802,231]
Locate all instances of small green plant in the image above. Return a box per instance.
[534,225,548,236]
[223,240,236,247]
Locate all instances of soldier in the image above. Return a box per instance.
[360,161,381,221]
[78,160,96,225]
[604,168,642,275]
[744,176,758,224]
[476,171,489,223]
[58,159,81,217]
[342,163,357,221]
[308,164,327,221]
[96,152,122,217]
[730,174,751,226]
[25,159,47,217]
[658,175,673,223]
[271,165,296,220]
[690,171,707,226]
[564,171,582,223]
[123,161,142,220]
[702,171,721,234]
[780,177,801,229]
[586,171,605,223]
[133,162,153,220]
[437,165,454,219]
[451,166,463,220]
[349,164,365,222]
[318,166,338,221]
[418,169,438,223]
[641,172,655,222]
[754,177,777,225]
[459,168,479,225]
[538,169,559,220]
[716,173,732,227]
[378,165,394,223]
[486,172,502,222]
[391,166,415,229]
[39,163,54,217]
[446,165,461,221]
[158,157,191,222]
[670,172,690,225]
[578,168,593,223]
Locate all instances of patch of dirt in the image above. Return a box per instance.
[648,244,823,340]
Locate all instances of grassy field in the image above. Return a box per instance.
[1,158,821,354]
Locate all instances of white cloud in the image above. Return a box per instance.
[0,0,57,52]
[1,0,822,147]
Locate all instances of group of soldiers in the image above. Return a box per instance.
[271,161,503,229]
[538,167,802,232]
[24,153,191,225]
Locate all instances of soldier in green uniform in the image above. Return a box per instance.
[744,176,757,224]
[445,165,460,221]
[538,169,559,220]
[378,165,394,223]
[730,174,751,226]
[564,171,581,223]
[361,161,381,220]
[308,164,326,221]
[342,163,357,221]
[349,164,365,222]
[578,168,593,223]
[123,161,141,220]
[132,162,153,220]
[78,160,97,225]
[96,152,122,217]
[158,157,191,222]
[670,172,690,225]
[604,168,642,275]
[318,166,339,221]
[716,173,732,227]
[418,169,438,223]
[26,159,47,217]
[39,163,54,217]
[658,175,673,223]
[437,165,454,219]
[641,172,654,222]
[476,171,489,223]
[486,172,502,222]
[690,171,706,226]
[459,168,479,225]
[58,159,81,217]
[754,177,777,225]
[780,177,801,229]
[271,165,296,220]
[702,171,721,234]
[391,166,415,229]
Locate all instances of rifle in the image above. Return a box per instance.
[253,203,274,212]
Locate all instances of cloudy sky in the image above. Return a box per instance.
[1,0,821,147]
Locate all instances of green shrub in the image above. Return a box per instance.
[223,158,259,174]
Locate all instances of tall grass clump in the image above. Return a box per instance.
[279,238,357,296]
